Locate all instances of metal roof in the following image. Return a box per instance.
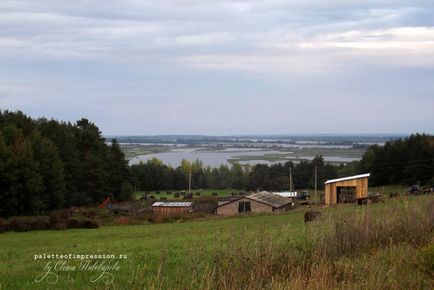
[325,173,370,185]
[247,191,292,208]
[152,202,193,207]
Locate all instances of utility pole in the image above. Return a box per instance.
[188,165,192,196]
[315,166,318,203]
[289,167,294,192]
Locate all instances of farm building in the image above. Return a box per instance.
[324,173,370,205]
[216,191,293,216]
[152,201,193,215]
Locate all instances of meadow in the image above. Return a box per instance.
[0,195,432,290]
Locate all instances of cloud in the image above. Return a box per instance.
[0,0,433,134]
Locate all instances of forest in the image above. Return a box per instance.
[0,110,433,217]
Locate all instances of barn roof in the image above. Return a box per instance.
[152,202,193,207]
[247,191,292,208]
[324,173,370,185]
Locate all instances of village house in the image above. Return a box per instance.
[216,191,294,216]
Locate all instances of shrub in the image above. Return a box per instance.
[82,219,99,229]
[6,217,32,232]
[29,216,50,230]
[51,223,67,231]
[66,218,83,229]
[0,218,4,233]
[174,193,180,198]
[212,192,218,196]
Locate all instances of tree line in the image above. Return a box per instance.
[0,111,132,217]
[129,156,340,193]
[359,133,434,186]
[1,111,432,217]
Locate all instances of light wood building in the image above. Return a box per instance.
[324,173,370,205]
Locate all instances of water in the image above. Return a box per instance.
[129,148,361,167]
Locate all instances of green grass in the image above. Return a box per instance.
[0,195,432,289]
[135,189,239,200]
[0,211,304,289]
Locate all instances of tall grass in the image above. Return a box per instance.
[131,196,434,290]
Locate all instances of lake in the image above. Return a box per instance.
[129,147,361,167]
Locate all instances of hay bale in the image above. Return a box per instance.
[304,211,321,223]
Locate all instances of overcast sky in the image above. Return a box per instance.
[0,0,433,135]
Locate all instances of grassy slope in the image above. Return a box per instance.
[0,195,432,289]
[0,211,304,289]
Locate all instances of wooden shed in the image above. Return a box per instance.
[324,173,370,205]
[152,201,193,215]
[216,191,293,216]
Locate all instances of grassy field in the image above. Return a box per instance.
[0,195,432,289]
[135,189,238,200]
[0,212,304,289]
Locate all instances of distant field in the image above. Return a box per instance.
[135,185,410,202]
[135,189,239,200]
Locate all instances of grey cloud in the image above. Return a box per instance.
[0,0,433,134]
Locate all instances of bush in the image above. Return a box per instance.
[0,218,4,233]
[195,192,201,196]
[1,216,50,232]
[29,216,50,230]
[212,192,218,196]
[174,193,180,198]
[82,219,99,229]
[66,218,83,229]
[51,222,67,231]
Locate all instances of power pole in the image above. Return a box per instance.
[289,167,294,192]
[188,166,192,196]
[315,166,318,203]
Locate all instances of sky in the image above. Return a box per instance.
[0,0,433,135]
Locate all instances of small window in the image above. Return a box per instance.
[238,201,251,213]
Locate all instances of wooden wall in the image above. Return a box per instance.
[152,206,192,215]
[325,177,369,205]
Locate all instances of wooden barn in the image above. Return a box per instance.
[216,191,293,216]
[152,201,193,215]
[324,173,370,205]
